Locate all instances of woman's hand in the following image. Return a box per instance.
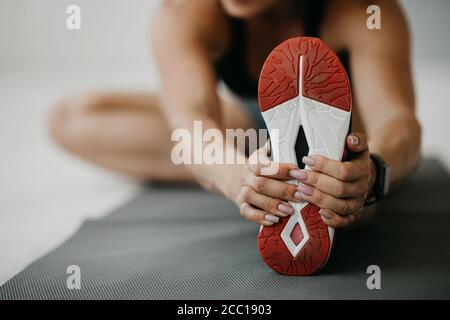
[227,145,303,227]
[291,133,376,228]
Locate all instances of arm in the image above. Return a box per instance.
[151,0,235,190]
[152,1,302,226]
[348,0,421,184]
[294,0,421,228]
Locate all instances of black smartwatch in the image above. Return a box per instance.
[365,154,391,205]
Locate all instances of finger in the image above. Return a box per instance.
[346,133,368,153]
[302,155,362,182]
[239,202,280,226]
[248,175,303,203]
[249,161,298,180]
[297,183,364,215]
[319,209,356,229]
[245,187,295,217]
[290,169,368,198]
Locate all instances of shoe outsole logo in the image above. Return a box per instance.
[257,37,352,276]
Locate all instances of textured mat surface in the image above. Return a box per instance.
[1,159,449,300]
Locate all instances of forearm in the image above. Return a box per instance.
[368,111,421,186]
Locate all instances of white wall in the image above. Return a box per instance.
[1,0,449,64]
[400,0,450,59]
[0,0,157,68]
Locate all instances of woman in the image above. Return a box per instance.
[49,0,421,230]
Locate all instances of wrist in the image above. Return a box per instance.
[213,164,242,201]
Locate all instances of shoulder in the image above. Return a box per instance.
[322,0,410,52]
[151,0,229,54]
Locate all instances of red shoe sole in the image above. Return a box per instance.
[257,37,352,276]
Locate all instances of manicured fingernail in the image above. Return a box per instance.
[278,203,294,215]
[265,214,279,223]
[294,191,302,200]
[297,183,313,196]
[347,135,359,145]
[320,209,333,219]
[290,169,307,180]
[302,156,315,167]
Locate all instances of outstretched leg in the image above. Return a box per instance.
[48,91,254,181]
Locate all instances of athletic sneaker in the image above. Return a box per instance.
[257,37,352,276]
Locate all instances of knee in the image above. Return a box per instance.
[48,94,105,152]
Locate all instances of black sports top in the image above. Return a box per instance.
[215,0,350,98]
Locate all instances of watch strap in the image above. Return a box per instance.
[365,154,390,205]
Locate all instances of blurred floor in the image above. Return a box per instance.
[0,56,449,286]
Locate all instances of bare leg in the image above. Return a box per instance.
[48,90,255,181]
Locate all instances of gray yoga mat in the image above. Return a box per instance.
[1,159,449,300]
